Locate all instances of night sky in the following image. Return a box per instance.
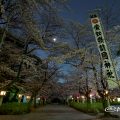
[64,0,119,23]
[35,0,120,82]
[60,0,120,81]
[36,0,120,58]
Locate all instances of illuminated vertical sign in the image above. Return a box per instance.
[90,13,119,88]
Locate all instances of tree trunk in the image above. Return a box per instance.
[34,93,37,108]
[0,29,6,48]
[99,61,111,116]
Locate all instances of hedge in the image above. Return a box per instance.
[0,102,30,115]
[70,102,103,114]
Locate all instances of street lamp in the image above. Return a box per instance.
[113,99,115,102]
[81,96,85,99]
[0,91,6,106]
[104,90,110,106]
[37,98,40,100]
[0,91,6,96]
[105,90,109,95]
[117,98,120,102]
[26,96,31,99]
[18,94,22,98]
[89,94,93,98]
[103,90,109,96]
[77,96,79,99]
[77,96,80,102]
[81,96,85,103]
[89,94,93,103]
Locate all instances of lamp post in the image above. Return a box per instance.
[104,90,110,106]
[105,90,108,95]
[26,96,31,102]
[0,90,6,105]
[89,94,93,104]
[77,96,79,103]
[18,94,22,98]
[81,96,85,103]
[18,94,22,103]
[0,91,6,96]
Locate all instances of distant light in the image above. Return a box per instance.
[0,91,6,96]
[117,98,120,102]
[98,95,100,98]
[37,98,40,100]
[18,94,22,98]
[105,90,109,95]
[69,95,72,99]
[113,97,116,101]
[113,99,115,102]
[77,97,79,99]
[81,96,85,99]
[53,37,57,42]
[90,94,92,98]
[26,96,31,99]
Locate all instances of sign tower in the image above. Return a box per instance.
[90,12,119,89]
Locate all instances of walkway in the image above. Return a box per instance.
[0,104,96,120]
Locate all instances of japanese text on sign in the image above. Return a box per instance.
[90,14,118,88]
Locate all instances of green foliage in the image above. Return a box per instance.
[70,102,103,114]
[3,91,19,103]
[0,102,30,115]
[110,101,120,105]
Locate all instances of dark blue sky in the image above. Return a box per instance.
[37,0,120,59]
[63,0,119,23]
[35,0,120,82]
[58,0,120,81]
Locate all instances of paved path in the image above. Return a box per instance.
[0,104,96,120]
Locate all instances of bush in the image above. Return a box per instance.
[70,102,103,114]
[110,101,120,105]
[0,102,31,115]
